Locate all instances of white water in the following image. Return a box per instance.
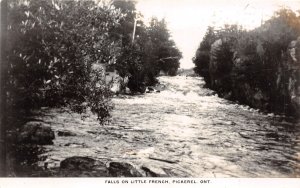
[35,76,300,177]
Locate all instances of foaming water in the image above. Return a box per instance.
[109,76,300,177]
[27,76,299,177]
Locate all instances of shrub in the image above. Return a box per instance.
[6,0,122,123]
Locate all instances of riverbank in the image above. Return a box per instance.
[7,76,300,177]
[193,9,300,117]
[205,37,299,116]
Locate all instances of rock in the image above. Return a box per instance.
[146,86,160,93]
[59,156,108,177]
[154,84,166,91]
[18,121,55,145]
[57,130,76,137]
[125,87,131,94]
[60,156,105,170]
[141,165,168,177]
[108,162,142,177]
[60,156,94,170]
[148,87,154,91]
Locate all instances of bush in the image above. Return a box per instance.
[6,0,122,123]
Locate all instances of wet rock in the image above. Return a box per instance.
[141,165,168,177]
[108,162,142,177]
[154,83,166,92]
[18,121,55,145]
[148,87,154,91]
[60,156,101,170]
[57,130,76,137]
[145,87,155,93]
[60,157,96,170]
[146,86,161,93]
[59,156,108,177]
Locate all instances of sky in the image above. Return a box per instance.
[136,0,300,69]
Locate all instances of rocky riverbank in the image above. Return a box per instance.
[194,27,300,117]
[193,10,300,117]
[209,37,300,116]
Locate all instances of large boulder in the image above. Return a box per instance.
[59,156,108,177]
[60,158,142,177]
[18,121,55,145]
[60,156,102,170]
[108,162,142,177]
[141,165,168,177]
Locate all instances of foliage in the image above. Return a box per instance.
[5,0,182,123]
[193,8,300,114]
[192,26,215,82]
[6,0,122,123]
[147,18,182,76]
[110,0,182,92]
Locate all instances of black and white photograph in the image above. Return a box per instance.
[0,0,299,182]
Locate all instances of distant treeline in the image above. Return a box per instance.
[193,9,300,116]
[4,0,181,124]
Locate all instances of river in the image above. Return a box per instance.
[18,76,300,177]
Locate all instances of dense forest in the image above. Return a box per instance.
[193,8,300,116]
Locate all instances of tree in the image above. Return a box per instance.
[193,26,216,83]
[6,0,123,123]
[193,8,300,115]
[147,18,182,76]
[110,1,182,92]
